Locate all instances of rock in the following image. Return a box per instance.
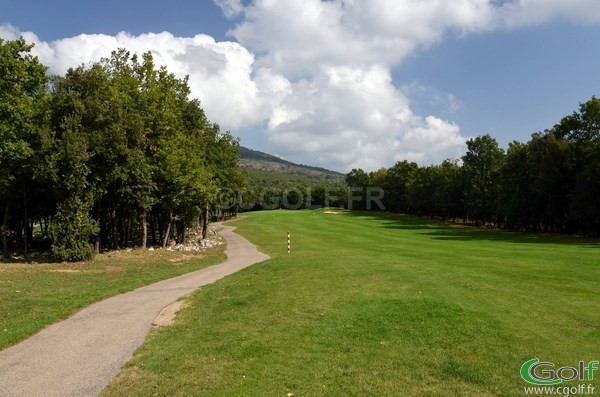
[167,237,224,252]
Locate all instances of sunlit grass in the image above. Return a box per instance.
[98,209,598,395]
[0,247,225,350]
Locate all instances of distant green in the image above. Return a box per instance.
[103,210,599,396]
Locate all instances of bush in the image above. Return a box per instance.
[50,196,98,262]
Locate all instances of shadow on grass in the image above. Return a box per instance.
[346,210,600,247]
[0,250,58,264]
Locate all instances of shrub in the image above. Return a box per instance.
[50,196,98,262]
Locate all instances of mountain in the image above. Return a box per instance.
[237,146,346,186]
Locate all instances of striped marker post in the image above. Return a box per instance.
[287,231,291,254]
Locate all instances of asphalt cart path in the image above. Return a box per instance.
[0,225,269,397]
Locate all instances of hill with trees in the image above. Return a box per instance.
[236,147,347,211]
[238,146,345,186]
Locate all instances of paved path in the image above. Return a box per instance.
[0,225,269,397]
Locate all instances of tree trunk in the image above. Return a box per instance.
[150,217,157,245]
[94,211,102,254]
[23,191,28,257]
[119,216,125,248]
[1,203,10,259]
[141,210,147,249]
[40,217,47,239]
[111,209,118,249]
[162,214,172,248]
[124,216,130,247]
[202,205,209,240]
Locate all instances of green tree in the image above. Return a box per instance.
[500,141,532,230]
[433,159,464,221]
[462,134,505,226]
[526,131,572,233]
[50,115,98,261]
[554,96,600,235]
[409,166,437,216]
[554,96,600,143]
[345,168,370,210]
[0,37,48,258]
[384,160,418,213]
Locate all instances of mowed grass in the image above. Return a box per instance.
[0,248,225,350]
[102,210,600,396]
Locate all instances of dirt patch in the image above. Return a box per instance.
[168,254,197,264]
[48,269,82,273]
[153,299,188,327]
[104,265,124,273]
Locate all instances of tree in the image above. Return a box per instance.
[50,115,98,261]
[433,159,464,221]
[345,168,370,210]
[526,131,572,233]
[0,39,248,260]
[462,134,505,226]
[409,166,437,216]
[500,141,532,230]
[384,160,418,213]
[554,96,600,143]
[554,96,600,235]
[0,37,48,258]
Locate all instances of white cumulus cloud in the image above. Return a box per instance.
[0,25,279,131]
[264,65,465,170]
[225,0,490,169]
[214,0,246,19]
[230,0,495,77]
[3,0,599,171]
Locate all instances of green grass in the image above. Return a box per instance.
[0,248,225,350]
[100,209,599,396]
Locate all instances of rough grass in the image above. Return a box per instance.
[99,209,598,396]
[0,247,225,350]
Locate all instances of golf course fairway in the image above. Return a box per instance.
[103,209,600,396]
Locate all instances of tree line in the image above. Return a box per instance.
[347,97,600,237]
[1,38,244,261]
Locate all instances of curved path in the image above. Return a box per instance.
[0,225,269,397]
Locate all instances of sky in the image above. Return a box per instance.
[2,0,600,172]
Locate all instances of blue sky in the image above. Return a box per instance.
[2,0,600,171]
[397,22,600,144]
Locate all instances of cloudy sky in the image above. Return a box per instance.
[2,0,600,172]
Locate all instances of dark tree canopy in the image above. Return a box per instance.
[1,40,245,261]
[0,37,49,258]
[346,97,600,237]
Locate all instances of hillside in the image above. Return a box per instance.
[238,146,346,186]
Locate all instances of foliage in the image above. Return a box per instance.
[49,114,97,261]
[241,160,346,210]
[50,196,97,262]
[461,134,505,225]
[0,37,48,258]
[347,96,600,236]
[238,146,345,184]
[1,39,245,260]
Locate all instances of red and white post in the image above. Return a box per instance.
[287,231,291,254]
